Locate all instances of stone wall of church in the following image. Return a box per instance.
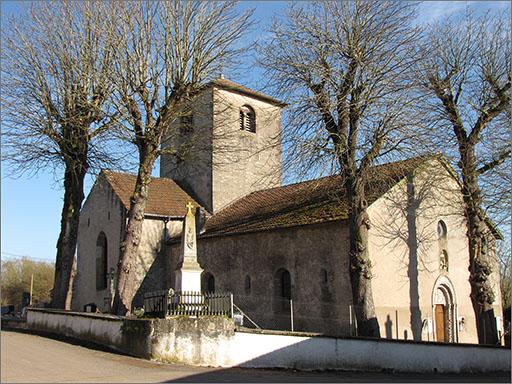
[130,219,182,309]
[169,221,353,336]
[73,175,182,312]
[73,176,124,312]
[367,159,503,344]
[166,159,503,344]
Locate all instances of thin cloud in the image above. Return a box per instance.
[416,1,509,25]
[417,1,467,24]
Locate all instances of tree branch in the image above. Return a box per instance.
[428,76,468,144]
[469,80,511,145]
[477,150,511,175]
[309,80,342,149]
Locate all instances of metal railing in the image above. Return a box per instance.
[143,290,170,318]
[233,303,261,329]
[143,289,233,318]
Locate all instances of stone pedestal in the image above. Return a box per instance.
[174,261,203,292]
[174,202,203,292]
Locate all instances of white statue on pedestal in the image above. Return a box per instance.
[174,202,203,293]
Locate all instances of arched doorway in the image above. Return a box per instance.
[273,268,291,312]
[432,276,457,342]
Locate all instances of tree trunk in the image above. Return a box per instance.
[347,177,381,338]
[459,145,498,344]
[51,163,86,309]
[65,255,77,310]
[113,154,156,316]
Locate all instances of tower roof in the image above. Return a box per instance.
[206,77,287,108]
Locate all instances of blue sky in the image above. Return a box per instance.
[1,1,509,263]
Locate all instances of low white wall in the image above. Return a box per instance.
[27,309,124,351]
[25,309,510,374]
[153,327,510,373]
[226,332,511,373]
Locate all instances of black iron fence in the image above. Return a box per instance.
[143,289,233,318]
[143,290,170,318]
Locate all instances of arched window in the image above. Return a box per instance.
[438,220,447,240]
[274,268,291,300]
[244,275,251,295]
[438,220,449,272]
[95,232,108,290]
[320,268,328,284]
[202,272,215,293]
[239,105,256,133]
[208,274,215,292]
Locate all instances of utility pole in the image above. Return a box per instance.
[29,273,34,306]
[290,299,294,332]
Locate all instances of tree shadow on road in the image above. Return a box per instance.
[162,366,511,383]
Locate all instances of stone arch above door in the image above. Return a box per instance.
[432,275,457,342]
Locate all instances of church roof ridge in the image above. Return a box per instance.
[239,153,439,198]
[101,168,165,179]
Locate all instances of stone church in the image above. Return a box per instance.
[72,78,504,344]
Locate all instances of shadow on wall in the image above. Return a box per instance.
[133,245,169,309]
[385,315,393,339]
[406,175,423,341]
[373,170,440,342]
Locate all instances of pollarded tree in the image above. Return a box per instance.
[1,1,122,309]
[259,1,421,336]
[110,1,253,315]
[415,11,511,344]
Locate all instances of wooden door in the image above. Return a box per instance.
[435,304,446,342]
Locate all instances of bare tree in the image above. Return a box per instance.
[415,11,511,344]
[259,1,421,336]
[1,2,121,309]
[110,1,252,315]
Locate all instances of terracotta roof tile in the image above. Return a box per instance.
[102,170,201,217]
[202,156,431,237]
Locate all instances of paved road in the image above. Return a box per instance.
[1,331,509,383]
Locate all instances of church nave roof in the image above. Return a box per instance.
[102,170,202,217]
[201,156,434,237]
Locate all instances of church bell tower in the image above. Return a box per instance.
[160,78,285,213]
